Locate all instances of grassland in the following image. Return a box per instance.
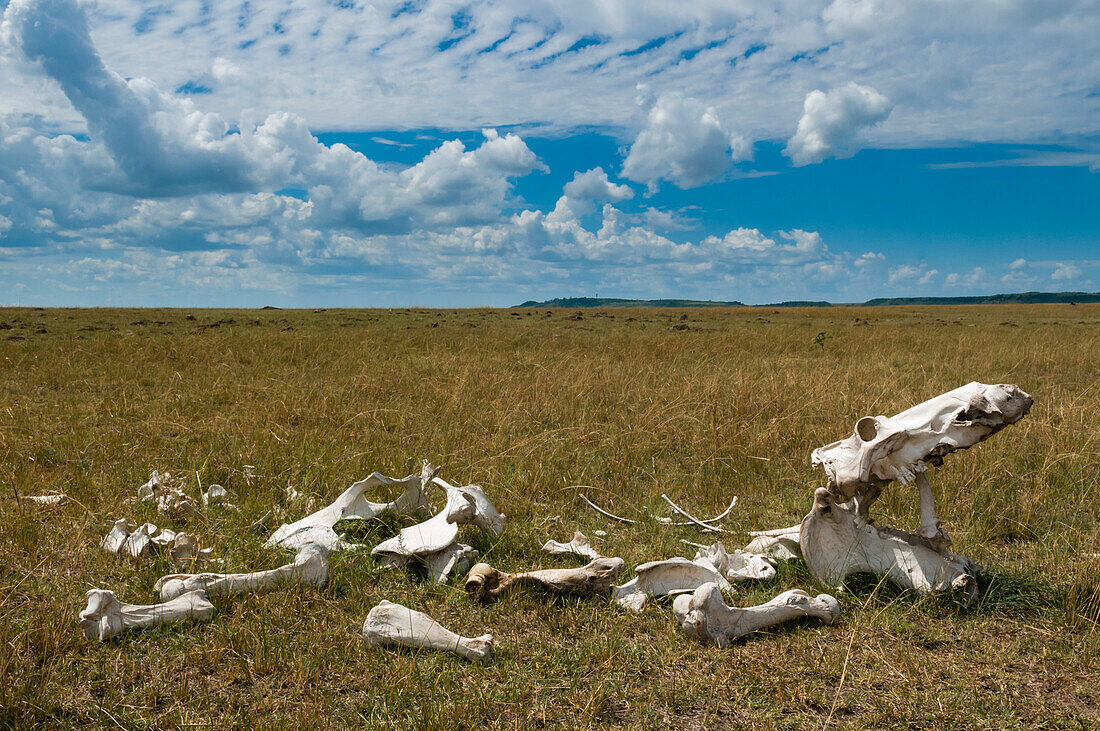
[1,304,1098,730]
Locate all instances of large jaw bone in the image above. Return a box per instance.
[79,589,215,642]
[154,543,329,600]
[362,600,493,662]
[673,583,840,647]
[266,463,434,551]
[812,382,1032,499]
[800,488,982,603]
[465,557,625,603]
[542,531,601,560]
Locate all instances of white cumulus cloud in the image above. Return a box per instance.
[785,82,893,166]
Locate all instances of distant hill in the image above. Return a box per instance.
[516,297,745,308]
[516,291,1100,308]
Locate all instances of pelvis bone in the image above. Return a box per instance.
[79,588,215,642]
[266,462,435,551]
[801,382,1031,604]
[155,543,328,601]
[362,600,493,662]
[465,557,625,603]
[673,583,840,647]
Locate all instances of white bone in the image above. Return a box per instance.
[800,383,1030,604]
[376,542,480,583]
[155,543,329,600]
[812,382,1032,498]
[137,470,162,501]
[100,519,130,555]
[362,600,493,662]
[673,583,840,647]
[579,494,636,523]
[542,531,601,560]
[465,557,625,603]
[371,476,505,559]
[612,557,729,613]
[202,484,233,508]
[693,542,777,582]
[800,487,982,602]
[79,588,215,642]
[660,494,732,532]
[745,525,803,560]
[120,523,157,559]
[23,493,65,505]
[266,463,434,551]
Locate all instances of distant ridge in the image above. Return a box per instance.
[516,291,1100,308]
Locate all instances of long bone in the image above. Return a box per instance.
[542,531,602,560]
[266,462,436,551]
[362,600,493,662]
[673,583,840,647]
[465,557,625,603]
[801,382,1031,603]
[79,588,215,642]
[154,543,329,600]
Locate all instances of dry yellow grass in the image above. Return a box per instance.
[1,304,1098,729]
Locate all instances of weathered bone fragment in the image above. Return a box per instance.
[155,543,328,600]
[542,531,601,560]
[673,583,840,647]
[745,525,803,561]
[22,493,66,505]
[202,484,234,509]
[612,557,729,613]
[579,494,636,523]
[79,588,215,642]
[101,520,211,564]
[101,519,131,555]
[362,600,493,662]
[800,382,1031,604]
[693,542,776,582]
[266,463,434,551]
[465,557,625,603]
[120,522,157,559]
[660,494,732,532]
[376,542,480,584]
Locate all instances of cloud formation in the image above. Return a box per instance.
[785,83,893,165]
[623,89,752,191]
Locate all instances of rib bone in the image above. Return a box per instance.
[362,600,493,662]
[465,557,625,603]
[673,583,840,647]
[79,589,215,642]
[155,543,328,600]
[266,462,435,551]
[542,531,601,560]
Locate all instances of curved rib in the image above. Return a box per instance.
[578,494,636,524]
[660,494,731,533]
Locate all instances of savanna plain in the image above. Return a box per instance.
[1,304,1098,730]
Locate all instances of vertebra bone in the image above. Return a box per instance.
[465,557,625,603]
[362,600,493,662]
[673,583,840,647]
[79,588,215,642]
[542,531,601,560]
[155,543,328,600]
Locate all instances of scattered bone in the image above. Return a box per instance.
[79,588,215,642]
[266,462,435,551]
[362,600,493,662]
[542,531,601,560]
[659,494,735,532]
[120,523,157,559]
[155,543,329,601]
[202,484,234,509]
[613,557,729,613]
[22,493,65,505]
[693,542,776,582]
[101,519,213,564]
[249,509,275,532]
[673,583,840,647]
[137,470,162,501]
[594,530,607,538]
[801,382,1032,604]
[101,519,131,555]
[465,557,625,603]
[376,542,480,584]
[579,494,636,523]
[285,485,315,511]
[745,525,803,561]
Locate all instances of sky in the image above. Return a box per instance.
[0,0,1097,307]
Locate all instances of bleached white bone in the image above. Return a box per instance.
[800,487,982,602]
[812,382,1032,498]
[433,476,505,536]
[579,494,636,523]
[371,476,505,559]
[465,557,625,603]
[23,493,65,505]
[693,542,776,582]
[202,484,233,508]
[542,531,601,560]
[100,519,131,555]
[155,543,328,601]
[612,557,729,613]
[266,463,434,551]
[376,542,480,583]
[362,600,493,662]
[673,583,840,647]
[660,494,732,532]
[745,525,803,560]
[79,588,215,642]
[137,470,162,501]
[120,523,157,559]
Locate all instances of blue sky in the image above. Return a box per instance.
[0,0,1097,306]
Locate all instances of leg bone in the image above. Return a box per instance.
[79,589,215,642]
[155,543,328,600]
[465,557,625,603]
[673,583,840,647]
[362,600,493,662]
